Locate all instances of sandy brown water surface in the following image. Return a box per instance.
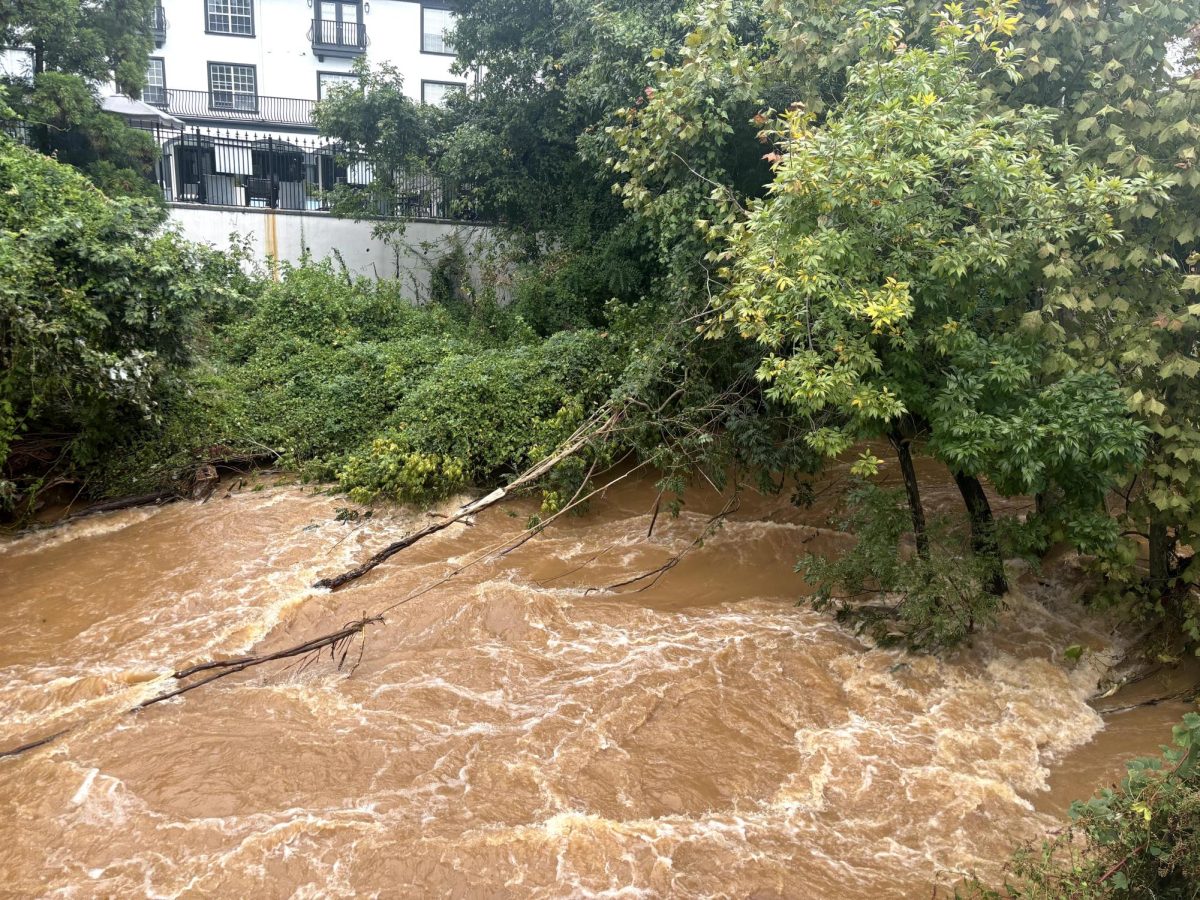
[0,466,1191,898]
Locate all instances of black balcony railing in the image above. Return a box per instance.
[141,125,474,220]
[310,19,368,57]
[151,5,167,45]
[149,89,317,128]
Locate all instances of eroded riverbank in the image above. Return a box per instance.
[0,468,1190,897]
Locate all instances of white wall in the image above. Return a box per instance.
[156,0,464,107]
[168,203,500,301]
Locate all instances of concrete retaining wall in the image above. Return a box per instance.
[167,203,498,301]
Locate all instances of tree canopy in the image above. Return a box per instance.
[0,137,240,509]
[1,0,160,196]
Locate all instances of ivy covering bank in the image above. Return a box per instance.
[0,136,625,515]
[100,262,625,509]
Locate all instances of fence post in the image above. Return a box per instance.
[268,136,278,208]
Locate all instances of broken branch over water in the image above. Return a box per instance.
[313,407,623,592]
[592,494,740,595]
[137,616,383,708]
[0,408,626,759]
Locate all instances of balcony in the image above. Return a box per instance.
[151,5,167,45]
[156,126,475,220]
[310,19,368,60]
[149,89,317,129]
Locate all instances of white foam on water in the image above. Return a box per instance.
[0,483,1167,898]
[0,506,166,557]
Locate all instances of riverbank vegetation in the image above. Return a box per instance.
[969,712,1200,898]
[105,261,624,507]
[3,0,1200,892]
[309,0,1200,656]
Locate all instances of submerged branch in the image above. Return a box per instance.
[138,616,383,708]
[591,494,740,595]
[1,407,627,760]
[1095,682,1200,716]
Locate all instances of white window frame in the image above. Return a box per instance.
[421,4,456,55]
[317,71,359,100]
[206,0,254,36]
[421,80,464,107]
[208,62,258,111]
[144,57,167,106]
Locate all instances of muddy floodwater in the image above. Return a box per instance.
[0,463,1192,897]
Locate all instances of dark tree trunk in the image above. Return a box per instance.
[890,430,929,561]
[953,471,1008,596]
[1148,520,1173,594]
[30,41,52,156]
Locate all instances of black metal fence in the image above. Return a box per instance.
[0,121,471,221]
[1,120,33,146]
[149,126,470,220]
[310,18,369,53]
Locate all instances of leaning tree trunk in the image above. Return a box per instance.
[1148,520,1174,595]
[889,430,929,561]
[953,472,1007,596]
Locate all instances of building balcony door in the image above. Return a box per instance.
[316,1,363,48]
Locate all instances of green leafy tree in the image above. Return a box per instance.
[0,0,154,89]
[990,1,1200,615]
[609,0,1200,641]
[701,9,1146,601]
[0,137,242,511]
[1,0,159,195]
[429,0,690,329]
[313,63,441,239]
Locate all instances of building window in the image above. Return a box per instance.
[421,80,463,107]
[208,62,257,111]
[421,3,456,55]
[314,1,364,49]
[317,71,359,99]
[144,58,167,106]
[207,0,254,36]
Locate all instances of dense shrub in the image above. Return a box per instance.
[799,483,1000,652]
[103,262,625,506]
[0,137,245,510]
[339,331,616,503]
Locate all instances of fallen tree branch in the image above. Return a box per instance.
[11,451,286,534]
[1096,681,1200,716]
[137,615,382,708]
[63,489,180,520]
[0,617,381,758]
[313,407,622,592]
[2,408,626,759]
[591,494,740,595]
[0,728,72,760]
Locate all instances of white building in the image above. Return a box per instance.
[145,0,468,135]
[108,0,478,218]
[3,1,484,282]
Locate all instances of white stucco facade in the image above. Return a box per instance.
[151,0,467,135]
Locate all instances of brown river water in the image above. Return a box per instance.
[0,461,1193,898]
